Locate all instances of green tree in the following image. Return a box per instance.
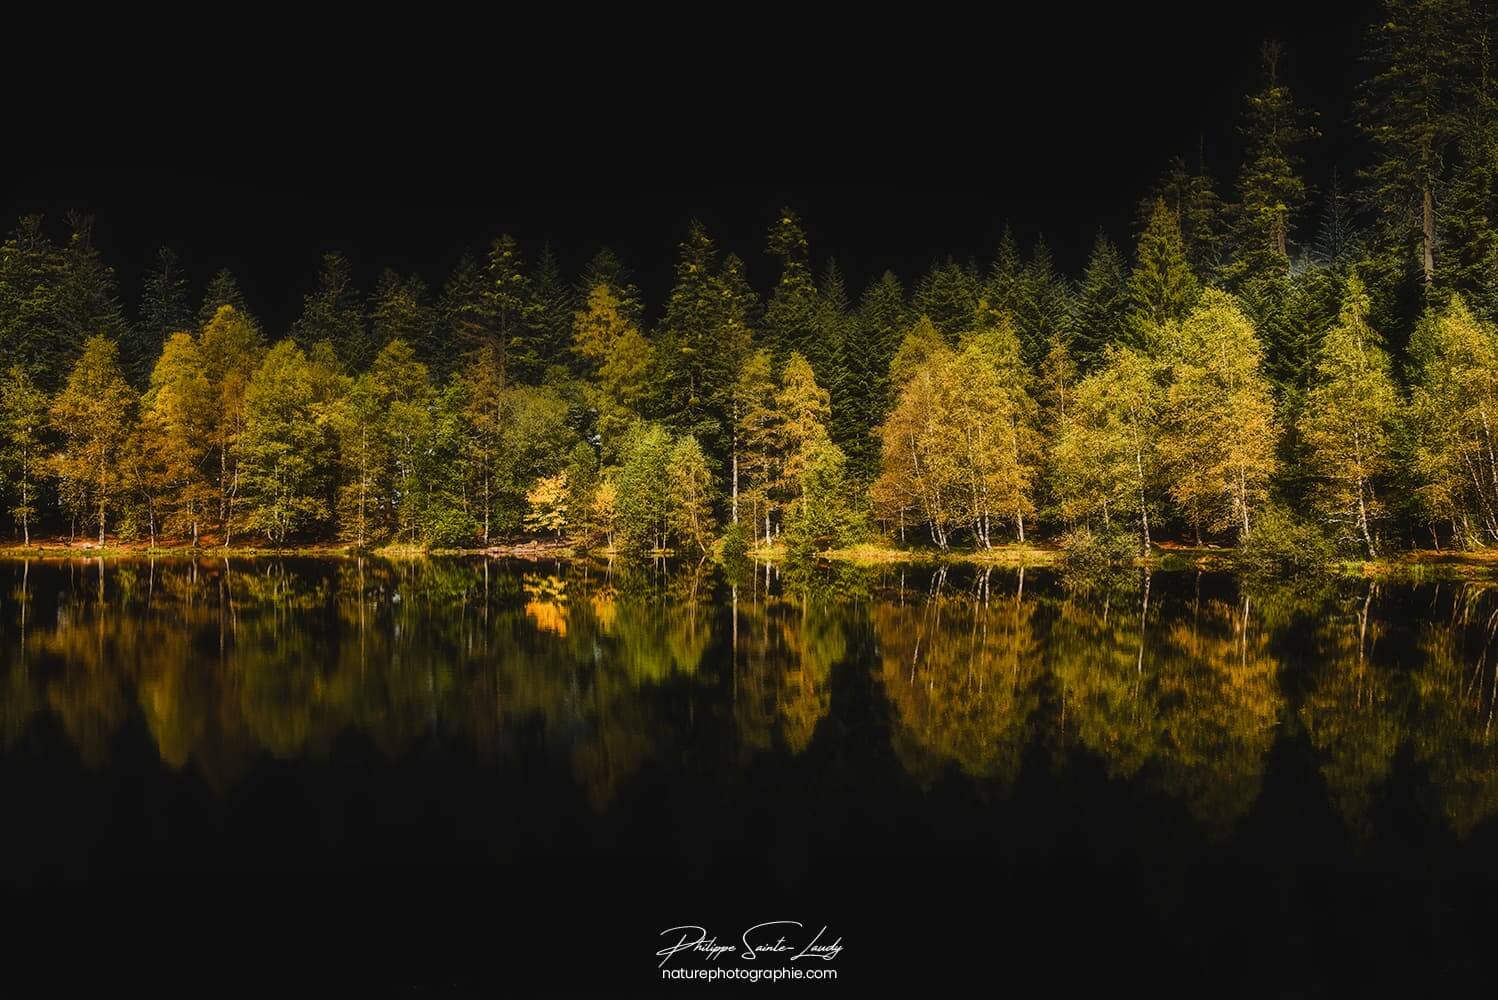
[1127,199,1201,347]
[239,340,339,544]
[1227,43,1319,286]
[1071,232,1130,371]
[1358,0,1482,289]
[293,252,368,370]
[134,247,194,386]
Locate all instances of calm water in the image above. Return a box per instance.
[3,557,1498,992]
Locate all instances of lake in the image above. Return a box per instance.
[2,556,1496,993]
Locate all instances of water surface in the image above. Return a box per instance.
[2,557,1496,992]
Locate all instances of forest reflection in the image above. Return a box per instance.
[8,557,1498,838]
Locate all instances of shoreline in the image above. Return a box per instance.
[0,539,1496,577]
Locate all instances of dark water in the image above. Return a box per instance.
[3,557,1498,993]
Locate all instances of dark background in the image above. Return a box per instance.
[5,3,1376,331]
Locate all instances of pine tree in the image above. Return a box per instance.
[577,248,643,328]
[1015,238,1072,368]
[818,259,859,459]
[0,215,67,386]
[1141,154,1230,275]
[529,244,574,375]
[857,271,911,413]
[368,269,435,364]
[1312,170,1363,268]
[1127,199,1201,348]
[764,208,819,360]
[913,258,980,337]
[292,252,367,368]
[1358,0,1481,289]
[434,254,486,380]
[1071,232,1129,370]
[1444,26,1498,320]
[482,234,538,382]
[55,213,130,374]
[1227,42,1319,287]
[134,247,194,386]
[198,268,253,328]
[982,226,1024,321]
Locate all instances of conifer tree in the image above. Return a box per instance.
[1358,0,1481,289]
[982,227,1024,321]
[1015,238,1072,368]
[198,268,253,328]
[1141,154,1230,275]
[482,234,538,382]
[764,208,819,360]
[529,244,574,374]
[292,253,367,369]
[1071,232,1129,370]
[434,254,486,380]
[856,271,911,415]
[1127,199,1201,347]
[913,258,980,337]
[134,247,195,386]
[368,269,435,363]
[1227,43,1319,286]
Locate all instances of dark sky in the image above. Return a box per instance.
[6,3,1376,331]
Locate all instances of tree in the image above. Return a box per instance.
[667,435,714,553]
[0,365,49,543]
[1407,294,1498,546]
[774,353,833,523]
[785,438,861,559]
[856,271,911,418]
[524,472,569,538]
[1141,154,1230,275]
[198,268,254,328]
[1015,239,1072,369]
[1052,345,1163,553]
[134,247,194,386]
[141,332,216,543]
[1159,290,1280,542]
[368,269,435,363]
[1358,0,1482,288]
[199,305,265,543]
[50,335,136,544]
[873,324,1039,549]
[1127,199,1201,347]
[1071,232,1130,371]
[913,259,981,338]
[764,209,819,360]
[1298,277,1400,555]
[293,252,368,369]
[732,349,779,543]
[615,422,675,552]
[239,340,338,544]
[1228,43,1318,285]
[481,234,536,381]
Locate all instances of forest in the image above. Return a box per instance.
[2,0,1497,565]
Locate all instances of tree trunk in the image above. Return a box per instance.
[1423,186,1436,286]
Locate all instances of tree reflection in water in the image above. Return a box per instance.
[10,557,1498,839]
